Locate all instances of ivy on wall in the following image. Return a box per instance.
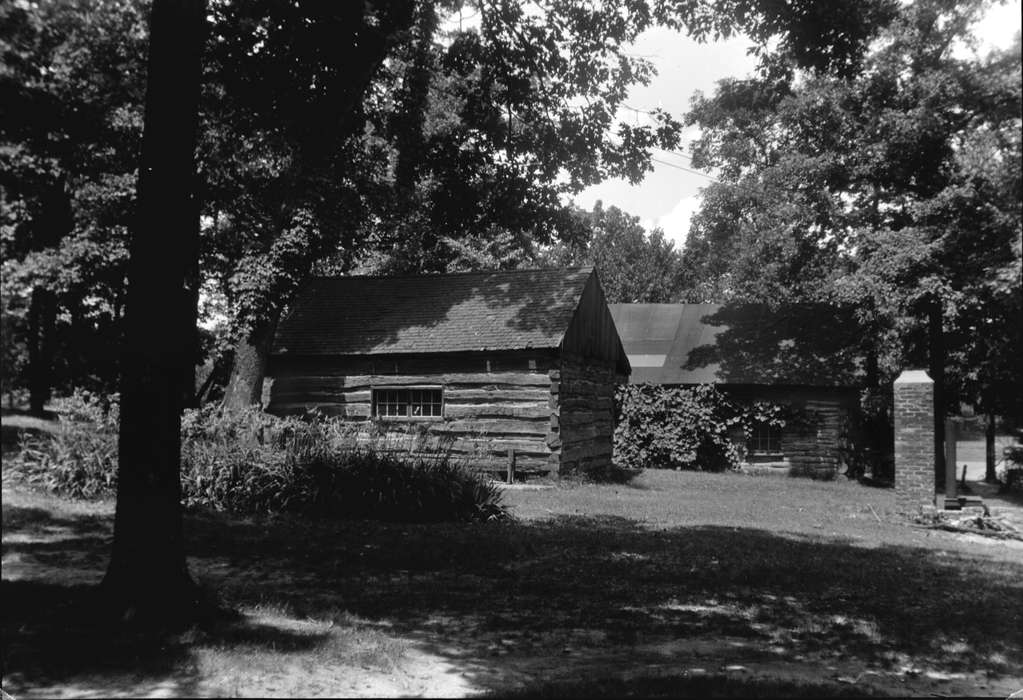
[613,384,817,471]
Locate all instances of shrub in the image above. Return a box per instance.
[613,384,812,473]
[322,453,507,523]
[12,396,509,522]
[614,384,744,472]
[183,408,508,522]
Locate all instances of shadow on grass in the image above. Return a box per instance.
[496,673,891,698]
[856,475,894,489]
[3,504,110,533]
[1,579,331,695]
[3,498,1022,696]
[1,505,330,696]
[184,509,1022,693]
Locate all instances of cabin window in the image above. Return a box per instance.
[748,423,782,455]
[372,387,443,419]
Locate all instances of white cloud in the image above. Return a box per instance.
[952,1,1021,59]
[650,194,702,249]
[974,1,1021,51]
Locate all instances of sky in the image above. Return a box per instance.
[571,1,1023,250]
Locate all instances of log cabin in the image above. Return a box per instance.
[609,302,869,477]
[265,267,630,479]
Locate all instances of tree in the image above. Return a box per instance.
[211,0,900,407]
[204,1,420,408]
[1,0,150,406]
[682,0,1022,448]
[100,0,207,624]
[540,203,687,302]
[2,0,899,409]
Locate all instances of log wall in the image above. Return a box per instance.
[551,352,624,475]
[266,351,559,475]
[723,385,861,478]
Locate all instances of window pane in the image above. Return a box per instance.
[374,388,443,418]
[749,424,781,454]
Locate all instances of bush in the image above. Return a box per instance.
[179,406,508,521]
[614,384,744,472]
[322,453,507,523]
[10,396,508,522]
[613,384,810,473]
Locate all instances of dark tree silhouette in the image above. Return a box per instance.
[101,0,207,624]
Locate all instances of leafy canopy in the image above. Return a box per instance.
[681,0,1021,415]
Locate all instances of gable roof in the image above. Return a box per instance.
[272,267,597,356]
[608,303,865,387]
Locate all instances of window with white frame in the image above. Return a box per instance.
[372,387,443,419]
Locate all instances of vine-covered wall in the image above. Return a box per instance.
[614,383,860,478]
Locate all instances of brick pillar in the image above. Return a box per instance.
[894,369,936,513]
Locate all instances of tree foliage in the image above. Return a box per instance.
[682,0,1022,417]
[1,0,149,401]
[615,383,744,471]
[2,0,902,404]
[540,202,686,302]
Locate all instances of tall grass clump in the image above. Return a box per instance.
[181,407,508,522]
[179,404,313,513]
[326,452,507,522]
[7,390,119,498]
[10,395,508,522]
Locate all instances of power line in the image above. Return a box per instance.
[622,104,659,115]
[620,105,704,165]
[654,146,696,163]
[649,157,719,182]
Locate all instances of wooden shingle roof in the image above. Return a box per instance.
[272,267,596,356]
[608,302,865,387]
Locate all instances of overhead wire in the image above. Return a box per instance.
[649,157,719,182]
[621,104,719,179]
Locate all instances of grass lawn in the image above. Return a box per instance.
[3,468,1023,698]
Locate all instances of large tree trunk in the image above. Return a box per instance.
[222,317,277,410]
[101,0,207,627]
[182,213,202,409]
[985,412,998,483]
